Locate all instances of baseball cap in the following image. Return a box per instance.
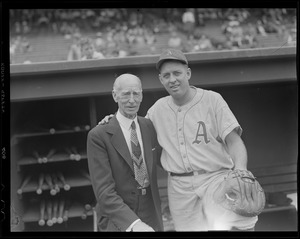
[156,48,188,70]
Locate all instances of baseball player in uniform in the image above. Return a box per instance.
[145,49,259,231]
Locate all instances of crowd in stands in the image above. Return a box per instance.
[9,8,297,64]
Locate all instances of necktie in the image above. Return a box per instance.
[130,121,148,188]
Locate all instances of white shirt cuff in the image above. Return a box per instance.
[126,219,141,232]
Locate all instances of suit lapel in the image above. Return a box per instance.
[107,116,134,171]
[138,117,153,178]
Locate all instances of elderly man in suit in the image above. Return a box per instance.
[87,73,163,231]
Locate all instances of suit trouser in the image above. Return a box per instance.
[134,186,160,231]
[168,169,258,231]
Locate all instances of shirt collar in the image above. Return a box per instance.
[116,110,138,130]
[168,86,203,111]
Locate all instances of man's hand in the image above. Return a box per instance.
[131,221,155,232]
[98,114,114,125]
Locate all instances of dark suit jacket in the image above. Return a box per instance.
[87,115,163,231]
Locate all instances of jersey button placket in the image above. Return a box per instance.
[177,109,185,162]
[178,108,190,171]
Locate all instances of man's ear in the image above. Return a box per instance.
[112,91,118,103]
[187,67,192,80]
[158,74,163,85]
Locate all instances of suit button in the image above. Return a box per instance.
[131,191,136,195]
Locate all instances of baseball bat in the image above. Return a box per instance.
[17,175,32,195]
[51,172,60,193]
[45,173,56,196]
[84,204,92,211]
[81,208,87,220]
[46,200,53,226]
[36,172,45,195]
[57,171,70,191]
[74,126,81,131]
[57,199,65,224]
[71,146,81,161]
[82,204,94,218]
[41,157,47,164]
[49,128,56,134]
[33,150,43,164]
[38,199,46,226]
[86,207,94,216]
[65,147,75,160]
[52,199,58,224]
[74,154,81,161]
[80,169,90,180]
[63,200,72,222]
[45,148,56,162]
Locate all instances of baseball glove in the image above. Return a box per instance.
[212,169,266,217]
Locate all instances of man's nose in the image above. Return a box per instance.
[169,74,177,83]
[128,93,135,102]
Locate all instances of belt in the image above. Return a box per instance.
[170,169,206,177]
[137,186,150,196]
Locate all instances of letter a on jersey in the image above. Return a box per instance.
[192,121,210,144]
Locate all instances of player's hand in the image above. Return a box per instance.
[131,221,155,232]
[98,114,114,125]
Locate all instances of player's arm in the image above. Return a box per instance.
[98,113,115,125]
[224,129,248,170]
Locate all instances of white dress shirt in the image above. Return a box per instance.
[115,110,148,231]
[116,110,145,160]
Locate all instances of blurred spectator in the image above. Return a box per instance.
[168,31,182,49]
[19,37,32,53]
[153,18,169,33]
[14,21,21,34]
[10,41,17,64]
[22,21,31,34]
[242,23,258,48]
[261,15,283,35]
[182,35,197,52]
[287,28,296,46]
[23,59,32,64]
[145,30,157,47]
[182,8,196,37]
[79,37,105,60]
[67,33,82,61]
[118,49,128,57]
[196,9,206,26]
[244,22,257,37]
[197,34,213,51]
[228,21,244,47]
[94,32,106,52]
[256,20,268,36]
[9,8,296,64]
[129,11,138,27]
[37,13,50,33]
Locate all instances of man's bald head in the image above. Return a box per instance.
[113,73,142,92]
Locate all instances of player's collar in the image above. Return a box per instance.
[168,86,203,112]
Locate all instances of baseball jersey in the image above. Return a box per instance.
[146,86,242,174]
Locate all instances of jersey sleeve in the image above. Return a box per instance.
[145,107,152,120]
[145,100,157,121]
[215,93,242,142]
